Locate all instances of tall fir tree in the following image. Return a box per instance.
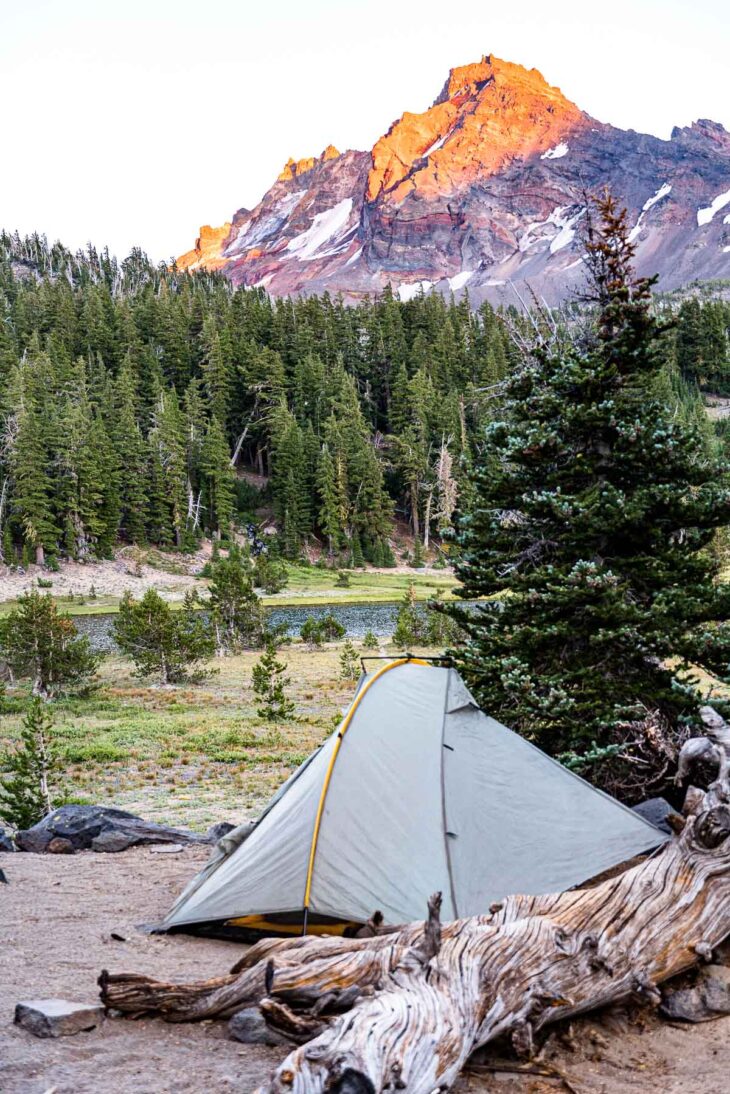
[446,193,730,781]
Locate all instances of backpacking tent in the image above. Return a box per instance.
[163,659,666,936]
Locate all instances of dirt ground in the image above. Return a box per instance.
[0,548,205,607]
[1,847,729,1094]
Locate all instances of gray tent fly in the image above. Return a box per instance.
[162,659,665,938]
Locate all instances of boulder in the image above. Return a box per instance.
[661,964,730,1022]
[14,999,105,1038]
[228,1007,290,1046]
[15,805,207,854]
[0,828,16,853]
[631,797,682,835]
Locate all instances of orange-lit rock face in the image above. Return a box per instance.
[177,222,232,271]
[278,146,342,182]
[175,54,730,302]
[367,55,585,203]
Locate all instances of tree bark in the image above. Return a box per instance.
[99,709,730,1094]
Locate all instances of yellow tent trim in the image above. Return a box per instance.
[226,914,355,937]
[302,657,429,919]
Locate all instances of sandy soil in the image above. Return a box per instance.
[0,549,205,606]
[1,848,729,1094]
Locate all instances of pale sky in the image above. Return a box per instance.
[1,0,728,261]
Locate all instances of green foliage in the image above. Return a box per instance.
[335,569,351,587]
[557,741,625,773]
[0,697,64,829]
[300,616,325,647]
[362,629,379,650]
[674,297,730,394]
[207,545,266,653]
[113,588,214,684]
[393,583,425,647]
[0,590,98,698]
[253,554,288,594]
[318,612,346,641]
[252,641,295,720]
[299,612,346,647]
[339,639,360,680]
[446,193,730,778]
[0,231,510,564]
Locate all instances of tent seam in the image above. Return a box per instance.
[440,669,459,919]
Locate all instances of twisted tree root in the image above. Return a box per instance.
[99,713,730,1092]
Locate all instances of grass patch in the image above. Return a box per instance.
[1,643,434,830]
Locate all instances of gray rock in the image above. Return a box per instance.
[632,797,682,835]
[149,843,184,854]
[661,964,730,1022]
[0,828,15,853]
[228,1007,289,1046]
[16,805,206,854]
[14,999,105,1038]
[90,830,138,853]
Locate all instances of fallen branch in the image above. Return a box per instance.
[99,707,730,1093]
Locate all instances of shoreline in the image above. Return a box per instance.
[0,549,459,617]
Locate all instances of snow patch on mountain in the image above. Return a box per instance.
[227,191,307,255]
[398,280,433,302]
[448,270,474,291]
[286,198,354,260]
[628,183,672,243]
[697,188,730,226]
[541,142,569,160]
[423,133,449,158]
[548,206,584,254]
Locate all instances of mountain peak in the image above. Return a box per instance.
[176,54,730,301]
[278,145,342,182]
[366,54,584,202]
[177,222,232,272]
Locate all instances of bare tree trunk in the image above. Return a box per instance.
[410,482,419,539]
[0,476,8,562]
[99,708,730,1093]
[229,426,250,469]
[423,486,433,551]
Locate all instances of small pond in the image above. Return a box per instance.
[73,601,411,653]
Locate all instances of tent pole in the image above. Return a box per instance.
[301,906,309,937]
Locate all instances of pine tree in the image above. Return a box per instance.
[114,589,214,684]
[207,546,265,653]
[339,639,360,680]
[0,697,64,829]
[148,389,188,548]
[201,416,235,539]
[393,582,425,647]
[9,357,58,565]
[446,193,730,776]
[112,357,149,543]
[317,441,347,556]
[252,641,295,720]
[0,591,98,698]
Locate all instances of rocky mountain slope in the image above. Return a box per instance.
[178,55,730,304]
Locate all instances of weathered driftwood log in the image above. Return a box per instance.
[99,707,730,1094]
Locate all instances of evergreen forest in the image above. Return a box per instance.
[0,230,728,569]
